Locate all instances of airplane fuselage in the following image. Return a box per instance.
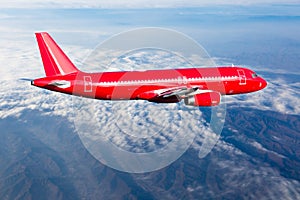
[32,66,267,103]
[31,32,267,107]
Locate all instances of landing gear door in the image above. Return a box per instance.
[237,69,246,85]
[84,76,93,92]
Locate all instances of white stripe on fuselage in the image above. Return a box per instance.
[94,76,239,86]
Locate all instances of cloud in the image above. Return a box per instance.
[1,0,299,8]
[200,141,300,199]
[225,77,300,115]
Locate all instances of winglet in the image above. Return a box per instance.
[35,32,80,77]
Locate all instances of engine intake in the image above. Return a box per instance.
[184,91,221,106]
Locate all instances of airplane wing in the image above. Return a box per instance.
[159,86,199,98]
[137,86,188,100]
[137,85,217,103]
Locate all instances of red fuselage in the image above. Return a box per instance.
[31,33,267,107]
[32,66,267,103]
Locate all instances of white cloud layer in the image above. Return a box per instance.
[1,0,299,8]
[225,78,300,115]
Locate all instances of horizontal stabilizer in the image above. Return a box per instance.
[19,78,33,82]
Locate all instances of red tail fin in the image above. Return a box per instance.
[35,32,80,77]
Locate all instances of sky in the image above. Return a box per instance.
[1,0,300,8]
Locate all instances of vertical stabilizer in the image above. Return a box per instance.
[35,32,79,77]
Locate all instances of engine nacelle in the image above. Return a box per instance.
[184,91,221,106]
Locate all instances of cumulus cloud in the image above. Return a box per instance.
[225,77,300,115]
[0,0,299,8]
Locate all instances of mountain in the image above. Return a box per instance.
[0,105,299,199]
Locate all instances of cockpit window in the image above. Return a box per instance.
[252,73,258,78]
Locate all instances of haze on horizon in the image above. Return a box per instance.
[1,0,300,8]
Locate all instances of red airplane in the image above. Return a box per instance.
[31,32,267,106]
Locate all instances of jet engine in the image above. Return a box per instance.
[184,91,221,106]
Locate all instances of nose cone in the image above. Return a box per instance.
[259,78,267,90]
